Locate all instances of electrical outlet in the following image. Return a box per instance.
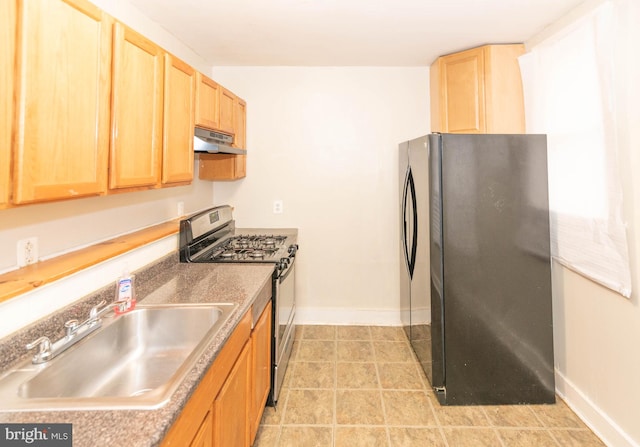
[17,237,38,267]
[273,200,283,214]
[177,201,185,217]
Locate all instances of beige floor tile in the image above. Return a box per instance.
[296,340,336,362]
[370,326,408,342]
[499,429,559,446]
[278,426,333,447]
[258,326,606,447]
[373,341,415,362]
[551,429,607,446]
[484,405,543,427]
[432,404,491,427]
[337,362,379,389]
[443,428,503,446]
[382,390,437,426]
[253,425,280,447]
[336,390,385,425]
[289,340,300,361]
[280,363,294,391]
[378,362,425,390]
[283,389,334,424]
[335,426,389,447]
[260,405,284,425]
[337,325,372,340]
[289,361,335,389]
[337,340,375,362]
[530,401,586,428]
[388,427,446,447]
[302,325,337,340]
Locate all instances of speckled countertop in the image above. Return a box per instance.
[0,254,275,447]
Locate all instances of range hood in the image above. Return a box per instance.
[194,127,247,155]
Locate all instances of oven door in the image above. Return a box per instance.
[272,256,296,404]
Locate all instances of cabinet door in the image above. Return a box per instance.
[233,98,246,150]
[13,0,112,204]
[438,46,486,133]
[233,97,247,178]
[195,73,219,130]
[190,411,213,447]
[483,44,525,133]
[110,22,163,190]
[213,342,250,447]
[162,54,195,185]
[0,0,15,208]
[250,301,272,444]
[218,87,235,135]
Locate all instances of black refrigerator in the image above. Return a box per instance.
[399,133,555,405]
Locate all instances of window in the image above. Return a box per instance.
[518,1,631,297]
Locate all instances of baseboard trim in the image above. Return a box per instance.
[555,369,638,447]
[295,306,402,326]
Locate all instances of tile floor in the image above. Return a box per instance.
[254,325,606,447]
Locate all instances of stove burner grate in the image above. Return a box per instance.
[207,234,288,261]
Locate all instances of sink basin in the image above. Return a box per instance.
[0,303,237,411]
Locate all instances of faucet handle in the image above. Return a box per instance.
[89,300,108,319]
[64,319,79,337]
[26,336,52,363]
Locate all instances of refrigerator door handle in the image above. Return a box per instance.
[402,167,418,278]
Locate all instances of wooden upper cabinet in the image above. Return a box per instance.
[234,98,246,150]
[162,54,195,185]
[0,0,16,208]
[195,72,220,130]
[13,0,112,204]
[431,44,525,134]
[110,22,163,190]
[198,94,247,181]
[233,97,247,179]
[218,87,235,135]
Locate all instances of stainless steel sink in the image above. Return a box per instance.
[0,303,237,411]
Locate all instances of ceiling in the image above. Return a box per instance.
[126,0,586,66]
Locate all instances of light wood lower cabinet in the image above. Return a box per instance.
[109,22,163,190]
[250,301,272,445]
[161,298,272,447]
[213,342,250,446]
[190,411,213,447]
[13,0,112,204]
[0,0,15,208]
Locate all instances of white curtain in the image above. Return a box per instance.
[519,0,631,297]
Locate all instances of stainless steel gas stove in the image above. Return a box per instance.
[179,205,297,406]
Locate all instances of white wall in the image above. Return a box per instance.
[0,0,215,334]
[211,67,429,325]
[526,1,640,446]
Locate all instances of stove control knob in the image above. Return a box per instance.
[288,244,298,255]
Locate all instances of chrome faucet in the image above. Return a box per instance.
[25,300,114,364]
